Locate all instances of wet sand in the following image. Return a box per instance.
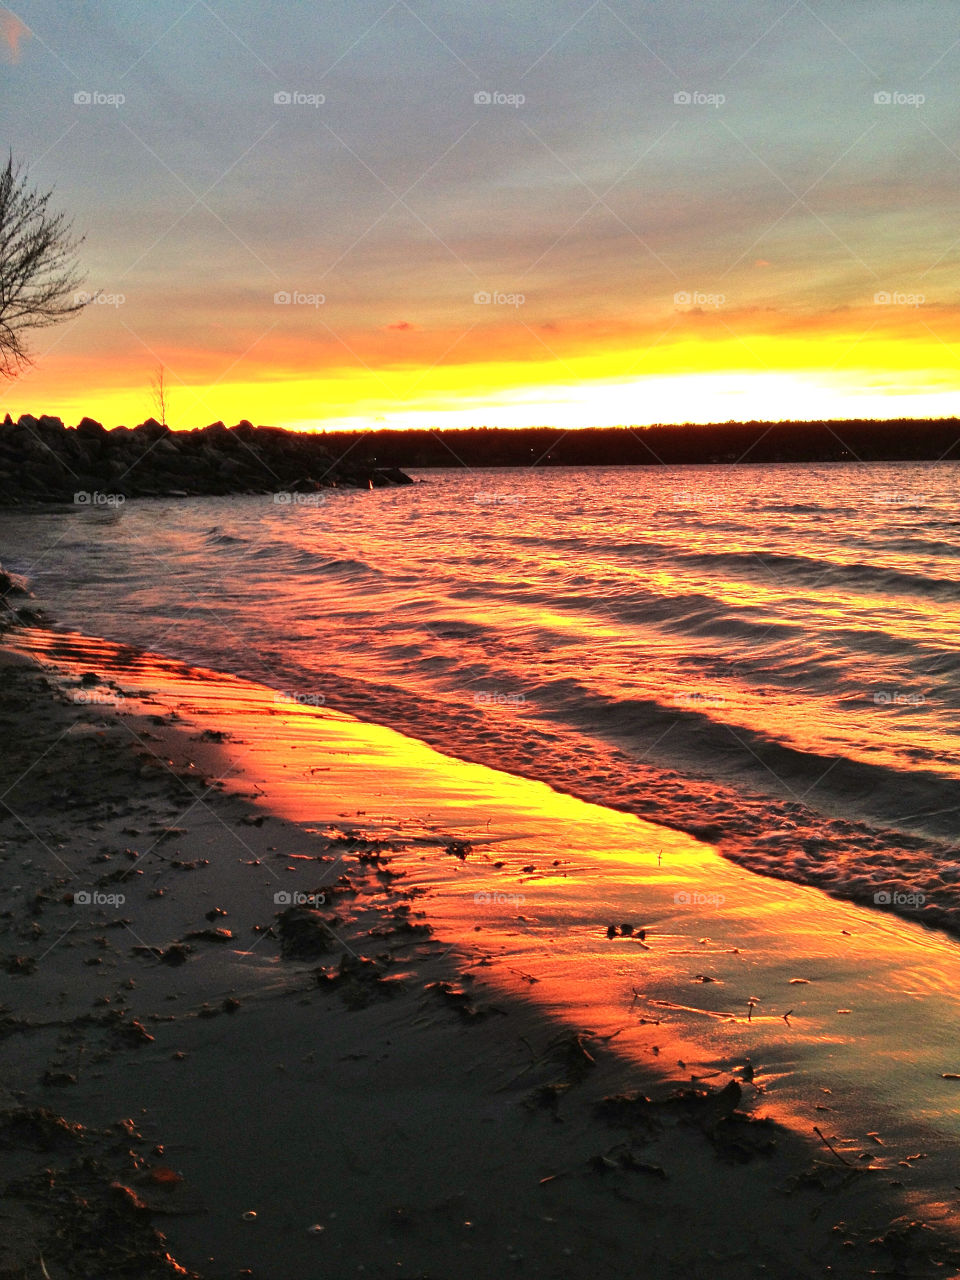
[2,627,959,1279]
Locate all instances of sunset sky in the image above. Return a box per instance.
[3,0,960,431]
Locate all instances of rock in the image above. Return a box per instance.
[135,417,167,437]
[76,417,107,441]
[0,566,31,597]
[0,415,412,503]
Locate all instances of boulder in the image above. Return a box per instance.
[0,566,31,597]
[76,417,106,437]
[134,418,169,440]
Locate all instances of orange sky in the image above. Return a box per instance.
[4,2,960,431]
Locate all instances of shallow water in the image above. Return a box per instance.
[2,461,959,928]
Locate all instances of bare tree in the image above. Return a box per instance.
[0,153,87,378]
[151,364,169,428]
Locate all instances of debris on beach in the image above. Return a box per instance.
[425,979,494,1021]
[595,1079,776,1163]
[316,952,405,1008]
[275,905,338,958]
[0,1104,199,1277]
[523,1082,572,1116]
[544,1030,598,1082]
[588,1146,667,1179]
[182,927,235,943]
[605,922,647,941]
[367,915,433,941]
[444,839,472,860]
[131,943,191,966]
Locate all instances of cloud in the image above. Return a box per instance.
[385,321,417,331]
[0,9,30,63]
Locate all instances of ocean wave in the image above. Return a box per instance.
[673,548,960,601]
[203,527,248,545]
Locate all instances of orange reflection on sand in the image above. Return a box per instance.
[13,628,960,1232]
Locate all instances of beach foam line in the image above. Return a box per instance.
[12,624,960,1238]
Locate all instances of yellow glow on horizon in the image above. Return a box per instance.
[7,320,960,430]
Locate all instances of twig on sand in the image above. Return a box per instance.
[813,1125,854,1167]
[519,1036,537,1064]
[782,1009,793,1024]
[507,966,538,984]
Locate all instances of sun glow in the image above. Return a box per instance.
[8,312,960,430]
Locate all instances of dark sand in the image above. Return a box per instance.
[1,633,959,1279]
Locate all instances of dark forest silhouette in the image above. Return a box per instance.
[318,419,960,468]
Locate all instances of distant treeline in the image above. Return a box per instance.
[317,420,960,467]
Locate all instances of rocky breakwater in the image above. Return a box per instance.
[0,415,413,503]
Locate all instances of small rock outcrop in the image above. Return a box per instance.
[0,562,38,631]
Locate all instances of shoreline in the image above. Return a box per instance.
[2,627,959,1277]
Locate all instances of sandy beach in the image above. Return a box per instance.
[1,625,958,1280]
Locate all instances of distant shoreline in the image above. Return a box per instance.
[314,419,960,468]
